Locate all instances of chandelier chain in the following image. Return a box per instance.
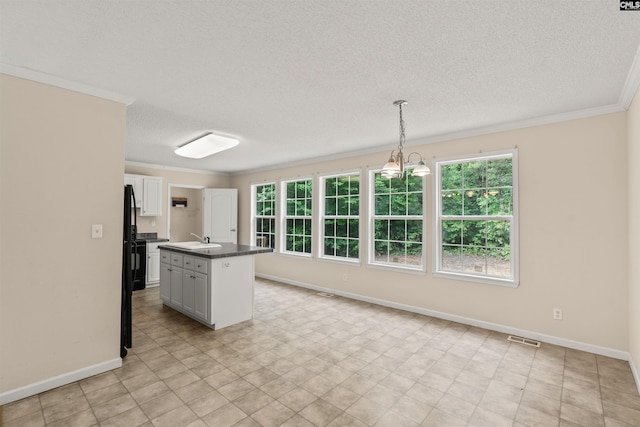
[398,102,405,151]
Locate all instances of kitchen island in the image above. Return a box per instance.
[158,243,272,329]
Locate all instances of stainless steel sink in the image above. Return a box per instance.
[163,241,222,250]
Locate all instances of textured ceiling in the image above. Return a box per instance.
[2,1,640,174]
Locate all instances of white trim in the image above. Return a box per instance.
[0,63,135,106]
[0,358,122,405]
[256,273,630,361]
[630,355,640,395]
[125,160,231,176]
[620,42,640,109]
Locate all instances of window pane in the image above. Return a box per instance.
[407,174,422,192]
[337,177,350,195]
[325,219,335,237]
[486,220,508,247]
[287,182,296,199]
[375,176,390,194]
[390,241,406,263]
[389,219,406,241]
[463,247,486,274]
[406,220,422,243]
[487,158,512,187]
[407,192,422,216]
[487,248,511,277]
[375,219,389,240]
[442,220,462,245]
[348,241,359,258]
[463,161,486,189]
[374,240,389,263]
[287,200,296,216]
[442,245,462,271]
[441,190,462,216]
[326,197,336,215]
[406,243,422,266]
[350,177,359,195]
[375,195,390,215]
[463,220,487,247]
[337,196,349,215]
[324,238,335,256]
[336,219,348,237]
[335,238,348,257]
[349,196,359,216]
[487,188,512,215]
[326,178,337,197]
[441,163,462,190]
[390,193,407,216]
[349,219,359,238]
[390,176,405,193]
[463,189,485,215]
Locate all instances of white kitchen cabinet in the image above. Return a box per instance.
[141,177,163,216]
[146,242,161,285]
[159,263,171,302]
[124,173,163,216]
[124,174,143,207]
[159,248,254,329]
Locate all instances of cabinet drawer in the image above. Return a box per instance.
[147,242,161,253]
[160,251,171,263]
[194,259,208,274]
[183,256,195,270]
[170,253,184,267]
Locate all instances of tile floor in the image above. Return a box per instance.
[3,278,640,426]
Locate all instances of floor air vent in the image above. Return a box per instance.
[317,292,334,297]
[507,335,541,348]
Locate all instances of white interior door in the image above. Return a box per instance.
[203,188,238,243]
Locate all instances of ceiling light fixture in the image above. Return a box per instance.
[381,100,431,179]
[174,133,239,159]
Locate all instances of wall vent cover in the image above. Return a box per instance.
[317,292,334,298]
[507,335,541,348]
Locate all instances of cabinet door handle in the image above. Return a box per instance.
[230,229,236,232]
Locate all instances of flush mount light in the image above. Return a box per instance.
[174,133,239,159]
[380,100,431,179]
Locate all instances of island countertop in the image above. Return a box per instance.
[158,242,273,259]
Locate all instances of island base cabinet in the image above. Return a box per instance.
[159,249,254,330]
[210,256,254,329]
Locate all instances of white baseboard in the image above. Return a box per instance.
[256,273,631,361]
[630,355,640,395]
[0,358,122,405]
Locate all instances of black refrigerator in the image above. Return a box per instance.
[121,184,136,358]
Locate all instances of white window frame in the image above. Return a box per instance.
[367,167,427,273]
[280,177,314,257]
[318,171,361,264]
[433,148,519,287]
[251,182,277,250]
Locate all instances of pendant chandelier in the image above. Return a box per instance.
[380,100,431,179]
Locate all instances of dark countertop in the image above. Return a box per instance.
[136,233,169,243]
[159,242,273,259]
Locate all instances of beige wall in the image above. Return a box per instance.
[169,187,203,242]
[232,112,629,351]
[0,75,126,394]
[124,164,231,238]
[629,85,640,375]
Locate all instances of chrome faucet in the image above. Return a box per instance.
[190,232,210,243]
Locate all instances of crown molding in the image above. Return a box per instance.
[125,160,231,176]
[0,63,135,106]
[620,42,640,109]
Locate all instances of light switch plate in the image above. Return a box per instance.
[92,224,103,239]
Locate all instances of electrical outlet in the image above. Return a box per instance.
[342,273,348,281]
[553,308,563,320]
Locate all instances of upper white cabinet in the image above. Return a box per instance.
[125,174,163,216]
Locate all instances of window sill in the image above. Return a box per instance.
[433,271,519,288]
